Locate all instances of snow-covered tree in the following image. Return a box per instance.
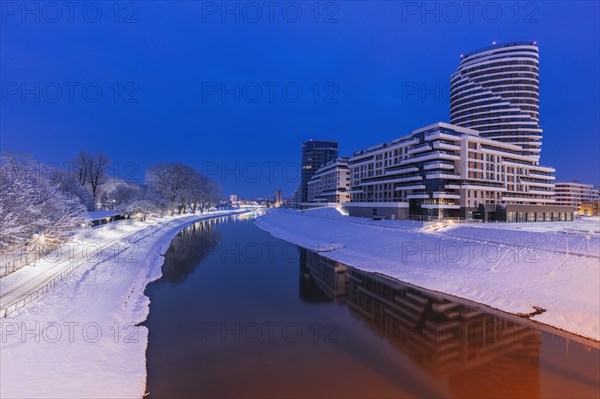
[0,160,39,251]
[146,163,191,214]
[146,163,221,215]
[75,152,111,210]
[1,154,220,259]
[0,153,86,255]
[112,183,163,219]
[48,167,95,211]
[111,181,139,206]
[188,175,221,213]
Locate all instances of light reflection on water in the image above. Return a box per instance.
[144,215,600,399]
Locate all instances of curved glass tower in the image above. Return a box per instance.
[450,41,542,161]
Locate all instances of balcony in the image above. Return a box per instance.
[426,172,461,180]
[395,184,426,191]
[421,204,461,209]
[432,141,460,151]
[528,189,554,196]
[424,131,462,142]
[384,166,419,175]
[349,157,375,167]
[529,172,555,180]
[420,200,461,209]
[391,137,419,146]
[501,196,556,203]
[531,165,555,173]
[436,151,461,161]
[359,175,423,186]
[521,179,554,188]
[407,193,430,199]
[407,144,432,155]
[403,151,460,164]
[461,182,507,191]
[502,159,538,168]
[423,162,455,170]
[432,192,461,199]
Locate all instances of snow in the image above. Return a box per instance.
[255,208,600,341]
[0,210,246,399]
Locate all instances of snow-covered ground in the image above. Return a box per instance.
[255,208,600,341]
[0,210,246,399]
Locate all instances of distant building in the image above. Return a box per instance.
[274,190,283,207]
[229,194,238,203]
[290,187,301,208]
[306,158,350,204]
[554,181,600,211]
[344,122,573,222]
[579,201,599,216]
[301,140,338,202]
[237,200,260,208]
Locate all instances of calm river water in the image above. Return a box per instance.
[144,214,600,398]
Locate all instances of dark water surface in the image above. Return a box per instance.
[144,214,600,398]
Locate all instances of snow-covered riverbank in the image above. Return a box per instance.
[255,208,600,341]
[0,210,247,399]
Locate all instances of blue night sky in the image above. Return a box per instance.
[1,1,599,198]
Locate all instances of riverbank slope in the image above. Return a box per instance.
[255,208,600,341]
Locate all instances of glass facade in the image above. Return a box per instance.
[506,211,572,223]
[301,140,338,202]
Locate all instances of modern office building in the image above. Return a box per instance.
[554,181,600,210]
[306,158,350,204]
[450,41,542,160]
[344,122,573,222]
[300,140,338,202]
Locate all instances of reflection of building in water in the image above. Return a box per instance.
[346,268,541,398]
[299,249,347,303]
[299,250,331,303]
[299,248,542,398]
[161,220,222,284]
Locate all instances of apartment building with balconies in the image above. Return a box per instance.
[343,122,573,221]
[306,157,351,204]
[554,181,600,211]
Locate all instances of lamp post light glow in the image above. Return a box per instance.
[586,231,592,252]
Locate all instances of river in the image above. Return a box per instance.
[143,213,600,398]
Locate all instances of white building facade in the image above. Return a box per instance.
[450,41,542,160]
[306,158,350,204]
[554,182,600,210]
[344,122,573,222]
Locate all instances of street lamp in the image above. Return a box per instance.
[586,231,592,252]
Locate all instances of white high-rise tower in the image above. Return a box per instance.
[450,41,542,161]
